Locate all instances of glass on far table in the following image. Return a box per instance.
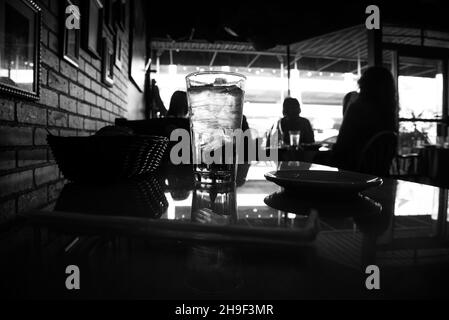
[289,130,301,148]
[436,136,445,147]
[444,136,449,149]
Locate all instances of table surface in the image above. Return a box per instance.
[3,161,449,299]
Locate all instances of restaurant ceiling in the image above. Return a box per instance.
[147,0,449,50]
[151,24,449,76]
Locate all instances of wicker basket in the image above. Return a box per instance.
[48,134,169,182]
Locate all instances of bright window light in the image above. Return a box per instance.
[168,64,177,74]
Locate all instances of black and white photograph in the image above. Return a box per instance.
[102,37,114,86]
[0,0,41,99]
[1,0,449,309]
[61,0,81,67]
[81,0,103,59]
[114,29,123,69]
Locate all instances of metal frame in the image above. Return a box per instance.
[385,43,449,136]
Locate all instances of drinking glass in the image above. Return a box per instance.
[191,182,237,223]
[186,72,246,184]
[289,130,301,147]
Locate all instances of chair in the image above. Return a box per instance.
[357,131,398,177]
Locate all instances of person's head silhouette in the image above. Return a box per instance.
[167,91,188,118]
[342,91,359,115]
[358,67,396,106]
[358,66,398,129]
[283,97,301,118]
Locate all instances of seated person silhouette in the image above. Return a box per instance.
[342,91,359,116]
[166,91,188,118]
[279,98,315,145]
[332,67,398,173]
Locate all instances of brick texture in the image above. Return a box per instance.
[18,187,48,213]
[0,0,136,225]
[0,151,16,171]
[0,171,33,197]
[17,104,47,125]
[0,98,15,121]
[0,200,16,224]
[0,126,33,146]
[35,165,59,186]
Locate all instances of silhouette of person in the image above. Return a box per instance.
[342,91,359,116]
[166,91,188,118]
[332,67,398,171]
[279,97,315,145]
[149,79,168,118]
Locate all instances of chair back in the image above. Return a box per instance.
[357,131,398,176]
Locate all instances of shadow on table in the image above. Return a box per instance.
[55,175,168,218]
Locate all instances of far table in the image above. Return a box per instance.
[418,145,449,188]
[269,145,332,162]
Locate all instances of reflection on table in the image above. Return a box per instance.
[395,144,449,188]
[4,161,449,298]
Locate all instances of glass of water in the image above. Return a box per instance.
[186,72,246,184]
[289,130,301,148]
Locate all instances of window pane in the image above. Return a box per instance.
[398,57,443,120]
[398,121,437,153]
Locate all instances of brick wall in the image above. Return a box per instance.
[0,0,142,224]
